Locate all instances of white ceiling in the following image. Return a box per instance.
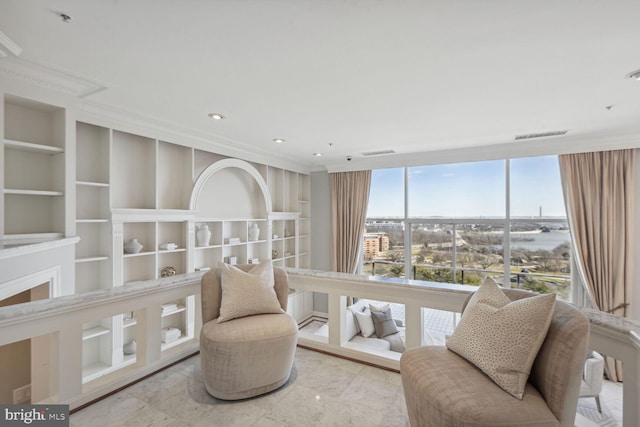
[1,0,640,172]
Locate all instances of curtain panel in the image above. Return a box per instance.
[559,149,636,382]
[330,170,372,274]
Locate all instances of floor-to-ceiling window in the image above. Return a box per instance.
[363,155,572,301]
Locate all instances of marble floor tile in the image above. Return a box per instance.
[71,346,623,427]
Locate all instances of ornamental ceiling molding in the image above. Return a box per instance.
[0,56,107,98]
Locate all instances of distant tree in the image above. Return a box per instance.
[390,265,404,277]
[479,256,494,270]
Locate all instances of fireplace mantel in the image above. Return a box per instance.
[0,237,79,300]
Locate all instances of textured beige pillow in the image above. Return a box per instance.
[446,278,556,399]
[217,260,283,323]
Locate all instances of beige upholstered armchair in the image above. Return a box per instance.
[579,350,604,412]
[200,264,298,400]
[400,288,590,427]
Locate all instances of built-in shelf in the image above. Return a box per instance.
[76,219,110,224]
[4,189,64,196]
[82,362,111,383]
[76,181,109,188]
[194,245,223,250]
[161,306,186,317]
[161,335,190,351]
[158,248,186,254]
[76,256,110,263]
[82,326,110,341]
[4,139,64,154]
[123,318,137,328]
[123,251,155,258]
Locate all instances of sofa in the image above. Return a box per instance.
[314,298,439,354]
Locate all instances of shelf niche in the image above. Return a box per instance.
[190,159,271,269]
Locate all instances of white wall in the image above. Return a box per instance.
[310,171,331,313]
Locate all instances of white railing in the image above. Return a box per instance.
[1,268,638,425]
[286,268,640,427]
[0,273,203,410]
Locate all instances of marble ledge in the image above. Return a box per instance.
[581,307,640,338]
[285,267,478,294]
[0,271,205,323]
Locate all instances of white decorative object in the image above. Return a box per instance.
[123,339,137,355]
[249,222,260,241]
[124,238,143,254]
[161,327,181,343]
[197,223,211,247]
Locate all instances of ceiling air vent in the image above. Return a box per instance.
[514,130,568,140]
[361,149,396,156]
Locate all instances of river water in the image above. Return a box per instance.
[510,230,570,251]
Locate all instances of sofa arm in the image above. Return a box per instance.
[583,351,604,394]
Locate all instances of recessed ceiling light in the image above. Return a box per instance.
[313,152,323,157]
[208,113,225,120]
[273,138,285,143]
[626,69,640,80]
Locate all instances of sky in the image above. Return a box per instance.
[366,155,567,218]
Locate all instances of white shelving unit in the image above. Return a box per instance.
[194,218,269,269]
[81,317,115,383]
[2,95,66,240]
[160,297,195,353]
[75,122,112,293]
[2,89,311,386]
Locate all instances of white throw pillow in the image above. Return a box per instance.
[345,309,359,340]
[216,260,284,323]
[354,310,376,338]
[446,278,556,399]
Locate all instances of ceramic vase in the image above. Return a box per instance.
[124,238,143,254]
[249,223,260,241]
[123,339,137,355]
[197,224,211,247]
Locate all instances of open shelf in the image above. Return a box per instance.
[82,326,110,341]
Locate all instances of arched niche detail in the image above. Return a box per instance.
[189,158,272,215]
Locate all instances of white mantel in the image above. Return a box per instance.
[0,237,79,300]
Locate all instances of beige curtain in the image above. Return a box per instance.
[559,149,635,382]
[330,170,372,274]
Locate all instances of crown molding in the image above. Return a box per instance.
[0,57,107,97]
[0,31,22,58]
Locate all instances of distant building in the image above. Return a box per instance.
[365,220,403,230]
[363,232,390,259]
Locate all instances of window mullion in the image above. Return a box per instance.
[504,159,511,288]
